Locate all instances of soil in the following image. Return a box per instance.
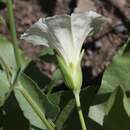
[0,0,130,84]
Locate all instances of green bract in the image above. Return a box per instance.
[21,11,106,91]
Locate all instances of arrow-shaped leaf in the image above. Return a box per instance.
[14,74,59,130]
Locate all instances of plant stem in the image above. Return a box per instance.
[73,91,87,130]
[6,0,21,69]
[19,87,55,130]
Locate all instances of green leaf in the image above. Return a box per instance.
[0,36,31,73]
[89,87,130,130]
[14,74,59,129]
[98,39,130,94]
[88,39,130,127]
[0,70,10,107]
[0,36,17,72]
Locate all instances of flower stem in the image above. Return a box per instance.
[6,0,21,69]
[73,91,87,130]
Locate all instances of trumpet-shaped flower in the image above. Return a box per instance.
[21,11,106,92]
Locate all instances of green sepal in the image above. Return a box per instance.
[56,50,84,92]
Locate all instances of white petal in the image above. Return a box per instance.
[21,18,54,47]
[45,15,74,64]
[21,33,49,46]
[71,11,106,55]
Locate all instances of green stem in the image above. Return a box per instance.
[6,0,21,69]
[18,87,55,130]
[73,91,87,130]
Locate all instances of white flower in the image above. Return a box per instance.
[21,11,105,65]
[21,11,106,91]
